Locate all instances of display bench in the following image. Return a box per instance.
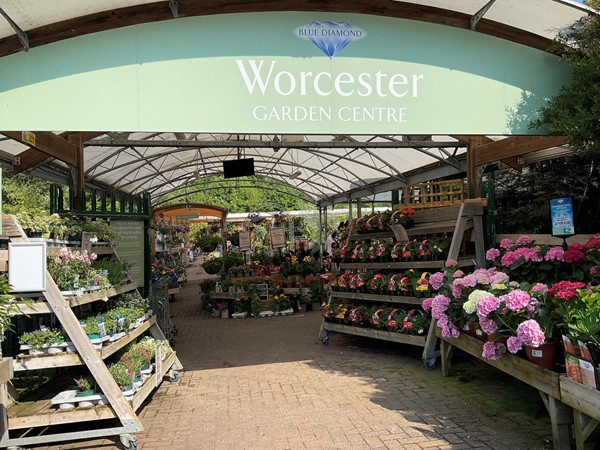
[559,376,600,449]
[0,214,183,449]
[321,201,486,365]
[436,329,577,450]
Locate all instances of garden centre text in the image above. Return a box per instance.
[236,59,424,123]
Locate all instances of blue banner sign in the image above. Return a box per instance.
[550,197,575,237]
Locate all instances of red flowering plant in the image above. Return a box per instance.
[485,235,595,284]
[366,243,379,261]
[335,272,351,291]
[377,242,391,261]
[549,284,600,363]
[390,242,404,260]
[387,274,410,295]
[402,240,421,260]
[351,244,362,261]
[547,280,592,336]
[388,207,415,228]
[368,273,388,294]
[339,242,356,262]
[417,239,432,259]
[347,305,367,326]
[348,273,366,291]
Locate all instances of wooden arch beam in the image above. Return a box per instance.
[12,131,103,174]
[4,131,78,168]
[474,135,569,166]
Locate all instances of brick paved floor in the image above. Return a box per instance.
[35,261,555,450]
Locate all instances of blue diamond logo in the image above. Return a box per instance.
[296,21,366,58]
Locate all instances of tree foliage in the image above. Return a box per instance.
[2,173,51,215]
[532,5,600,154]
[156,175,312,213]
[494,155,600,234]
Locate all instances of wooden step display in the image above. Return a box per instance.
[321,201,486,360]
[0,214,183,449]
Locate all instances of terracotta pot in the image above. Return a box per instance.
[524,341,560,370]
[461,322,477,338]
[472,323,489,342]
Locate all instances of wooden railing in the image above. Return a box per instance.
[394,179,465,210]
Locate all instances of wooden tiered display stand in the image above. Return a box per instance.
[0,215,183,449]
[321,200,486,367]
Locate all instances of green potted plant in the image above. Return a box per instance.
[83,316,104,340]
[231,298,248,318]
[16,211,50,237]
[218,301,229,319]
[19,328,65,354]
[249,289,262,317]
[202,258,223,275]
[92,259,126,285]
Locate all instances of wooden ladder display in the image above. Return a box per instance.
[0,214,183,449]
[320,201,486,368]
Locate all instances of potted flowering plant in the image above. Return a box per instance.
[109,362,134,391]
[388,207,415,228]
[47,248,98,291]
[74,376,94,396]
[202,257,223,275]
[550,283,600,365]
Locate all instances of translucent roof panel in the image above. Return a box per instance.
[80,133,466,203]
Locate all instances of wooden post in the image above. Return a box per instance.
[440,340,455,377]
[573,410,599,450]
[540,392,573,450]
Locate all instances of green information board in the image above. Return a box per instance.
[111,220,145,288]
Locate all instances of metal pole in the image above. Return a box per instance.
[318,207,323,260]
[347,198,353,222]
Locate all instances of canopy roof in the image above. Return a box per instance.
[152,203,227,222]
[0,1,589,207]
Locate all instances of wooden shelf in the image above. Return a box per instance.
[348,231,394,241]
[559,375,600,421]
[13,317,155,371]
[8,350,178,430]
[13,282,139,315]
[339,258,475,270]
[210,292,238,299]
[323,322,427,347]
[330,291,425,306]
[131,350,177,411]
[347,220,471,242]
[435,328,561,398]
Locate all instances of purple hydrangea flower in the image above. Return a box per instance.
[517,319,545,347]
[486,248,500,261]
[506,336,523,354]
[482,341,502,360]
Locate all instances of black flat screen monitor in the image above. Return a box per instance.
[223,158,255,179]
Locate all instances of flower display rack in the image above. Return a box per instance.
[0,214,183,449]
[435,328,600,450]
[321,201,486,364]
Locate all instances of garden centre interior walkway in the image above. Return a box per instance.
[38,261,556,450]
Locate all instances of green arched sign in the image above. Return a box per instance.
[0,12,569,134]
